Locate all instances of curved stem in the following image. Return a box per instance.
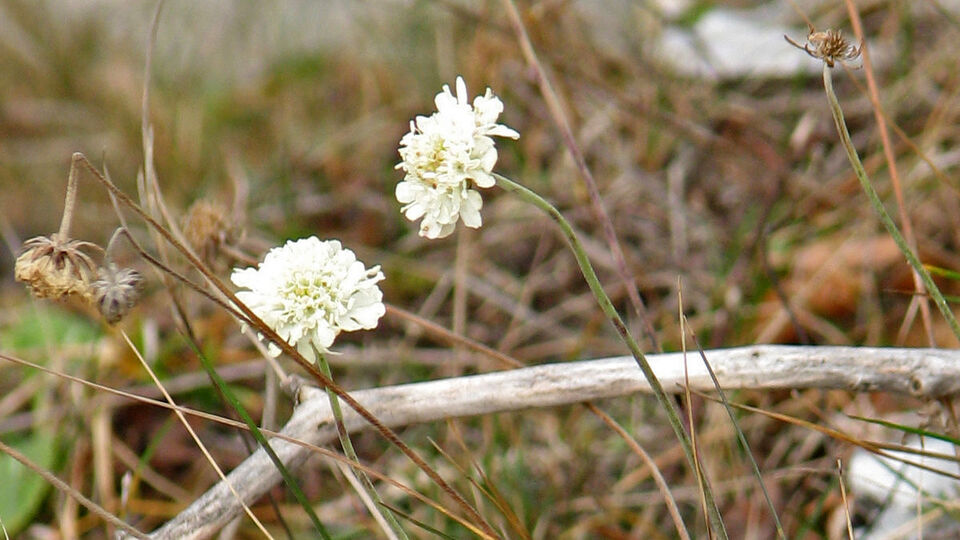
[57,153,83,239]
[494,173,728,539]
[821,66,960,341]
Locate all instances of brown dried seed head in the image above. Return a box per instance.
[786,27,863,68]
[14,234,98,300]
[182,200,236,263]
[809,29,859,67]
[91,263,144,324]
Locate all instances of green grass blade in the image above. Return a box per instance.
[183,337,332,540]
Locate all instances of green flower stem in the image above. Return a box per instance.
[822,65,960,341]
[494,173,728,539]
[316,351,408,540]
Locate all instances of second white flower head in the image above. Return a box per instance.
[396,76,519,239]
[231,237,385,363]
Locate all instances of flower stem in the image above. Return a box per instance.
[821,65,960,341]
[316,351,408,540]
[57,153,83,239]
[494,173,728,539]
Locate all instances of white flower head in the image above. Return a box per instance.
[231,237,385,363]
[396,76,519,239]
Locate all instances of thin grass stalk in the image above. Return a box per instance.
[678,290,711,535]
[118,331,275,539]
[316,352,407,539]
[821,66,960,341]
[585,403,691,540]
[494,172,728,538]
[685,324,785,538]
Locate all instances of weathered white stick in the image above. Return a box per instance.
[135,345,960,539]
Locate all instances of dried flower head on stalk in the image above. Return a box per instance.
[15,155,102,300]
[182,199,240,266]
[15,233,99,301]
[785,25,863,69]
[91,263,144,324]
[90,228,145,324]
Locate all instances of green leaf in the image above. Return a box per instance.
[2,306,99,350]
[0,431,58,535]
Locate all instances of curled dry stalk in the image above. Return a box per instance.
[493,172,729,539]
[69,154,498,538]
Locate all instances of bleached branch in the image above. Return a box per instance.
[134,345,960,539]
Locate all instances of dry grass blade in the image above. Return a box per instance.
[116,330,274,539]
[585,403,690,540]
[498,0,659,353]
[427,437,523,540]
[679,278,784,538]
[836,459,855,539]
[704,395,960,483]
[443,421,530,540]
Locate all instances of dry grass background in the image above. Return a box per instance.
[2,0,960,538]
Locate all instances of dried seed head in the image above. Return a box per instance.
[14,234,98,300]
[91,263,144,324]
[786,27,863,68]
[182,200,238,265]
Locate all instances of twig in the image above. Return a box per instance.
[147,345,960,538]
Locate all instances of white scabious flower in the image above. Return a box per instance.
[230,237,385,363]
[396,76,519,239]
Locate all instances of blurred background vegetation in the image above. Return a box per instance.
[2,0,960,537]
